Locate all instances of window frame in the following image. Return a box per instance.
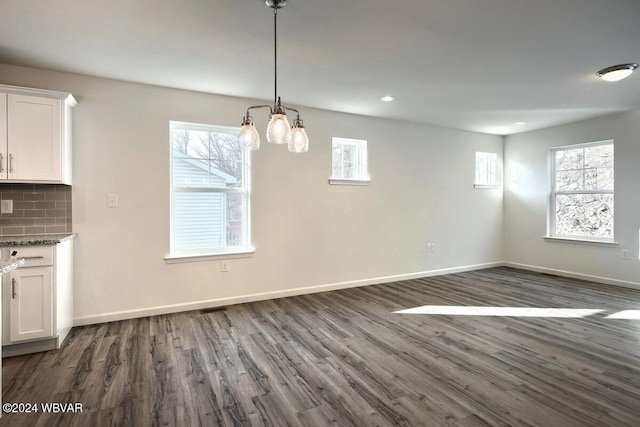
[474,151,499,189]
[548,139,614,243]
[167,121,253,260]
[329,137,371,185]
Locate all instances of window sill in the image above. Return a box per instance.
[328,178,371,186]
[474,184,500,189]
[165,248,255,264]
[543,236,618,247]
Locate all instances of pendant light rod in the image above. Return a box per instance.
[274,7,278,104]
[268,0,285,104]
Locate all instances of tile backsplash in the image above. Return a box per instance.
[0,184,72,236]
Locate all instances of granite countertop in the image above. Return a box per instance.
[0,233,77,247]
[0,258,25,274]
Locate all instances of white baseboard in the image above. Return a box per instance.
[73,261,502,326]
[502,262,640,291]
[72,261,640,327]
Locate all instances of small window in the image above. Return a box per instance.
[475,152,498,188]
[170,121,251,257]
[329,137,370,185]
[549,140,614,241]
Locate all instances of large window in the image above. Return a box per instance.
[170,121,250,256]
[549,140,614,241]
[330,137,370,184]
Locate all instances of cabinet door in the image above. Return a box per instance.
[7,94,62,181]
[8,267,54,342]
[0,93,6,179]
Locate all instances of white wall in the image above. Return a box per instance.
[504,111,640,287]
[0,63,504,324]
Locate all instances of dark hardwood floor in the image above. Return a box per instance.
[2,267,640,426]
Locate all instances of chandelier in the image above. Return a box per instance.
[238,0,309,153]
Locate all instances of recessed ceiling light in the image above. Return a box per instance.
[380,95,394,102]
[596,63,638,82]
[514,122,527,126]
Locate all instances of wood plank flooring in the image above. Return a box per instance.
[2,267,640,426]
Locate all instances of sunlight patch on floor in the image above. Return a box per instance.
[393,305,604,318]
[606,310,640,319]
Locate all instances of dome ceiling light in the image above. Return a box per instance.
[596,63,638,82]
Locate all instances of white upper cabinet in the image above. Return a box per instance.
[0,85,76,184]
[7,94,62,182]
[0,93,6,176]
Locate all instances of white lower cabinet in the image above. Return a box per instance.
[2,240,73,356]
[8,266,53,342]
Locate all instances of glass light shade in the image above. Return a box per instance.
[599,69,633,82]
[596,64,637,82]
[288,126,309,153]
[239,123,260,150]
[266,113,291,144]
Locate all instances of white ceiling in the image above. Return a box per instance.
[1,0,639,135]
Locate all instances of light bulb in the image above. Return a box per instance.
[289,126,309,153]
[266,113,291,144]
[239,123,260,150]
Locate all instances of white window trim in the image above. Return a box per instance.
[169,121,252,260]
[330,137,370,184]
[547,139,614,244]
[475,152,499,188]
[165,249,255,264]
[328,178,371,186]
[542,236,618,247]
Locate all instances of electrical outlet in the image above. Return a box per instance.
[0,199,13,214]
[221,260,230,272]
[426,243,436,253]
[621,249,630,260]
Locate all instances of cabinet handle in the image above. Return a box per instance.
[23,256,45,260]
[9,153,14,173]
[0,153,3,173]
[11,278,16,299]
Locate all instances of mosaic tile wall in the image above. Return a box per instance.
[0,184,72,236]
